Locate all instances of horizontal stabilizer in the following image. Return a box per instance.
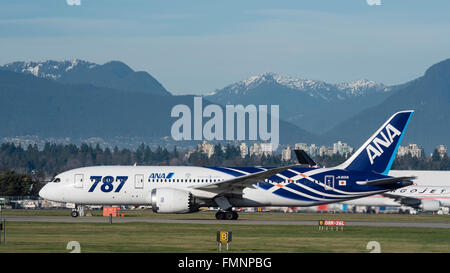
[356,176,415,187]
[294,150,317,166]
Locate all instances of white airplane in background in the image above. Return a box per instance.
[386,170,450,212]
[343,186,450,213]
[39,111,415,220]
[292,140,450,213]
[343,171,450,212]
[285,137,450,213]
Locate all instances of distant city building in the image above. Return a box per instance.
[281,146,292,161]
[240,142,248,158]
[397,144,423,158]
[436,145,447,158]
[197,140,215,158]
[308,144,319,157]
[318,145,334,157]
[260,143,273,156]
[184,150,194,159]
[294,143,308,151]
[293,141,352,157]
[249,143,260,157]
[332,141,354,156]
[249,142,273,157]
[319,145,326,157]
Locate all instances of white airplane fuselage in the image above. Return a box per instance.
[40,165,391,208]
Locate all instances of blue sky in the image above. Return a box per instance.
[1,0,450,94]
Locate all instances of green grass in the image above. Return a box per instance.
[0,221,449,253]
[2,209,450,223]
[1,209,448,253]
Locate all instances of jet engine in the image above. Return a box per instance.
[419,199,440,212]
[150,188,198,213]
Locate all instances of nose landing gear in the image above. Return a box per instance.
[71,204,85,217]
[71,210,79,217]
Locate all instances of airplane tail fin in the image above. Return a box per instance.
[338,110,414,175]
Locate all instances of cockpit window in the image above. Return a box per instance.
[52,178,61,183]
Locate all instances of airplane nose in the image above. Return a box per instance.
[39,183,64,202]
[39,185,49,199]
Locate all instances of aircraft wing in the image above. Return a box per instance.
[192,164,299,194]
[356,176,415,187]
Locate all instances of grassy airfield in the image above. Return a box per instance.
[2,208,450,222]
[0,210,449,253]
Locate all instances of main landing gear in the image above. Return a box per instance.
[215,210,238,220]
[214,196,237,220]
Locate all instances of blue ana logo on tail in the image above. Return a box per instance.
[340,110,413,175]
[366,123,401,165]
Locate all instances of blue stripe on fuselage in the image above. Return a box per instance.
[285,182,344,200]
[204,166,245,177]
[278,169,298,178]
[273,188,318,202]
[257,182,274,190]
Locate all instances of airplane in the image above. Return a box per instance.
[294,145,450,214]
[39,110,415,220]
[343,186,450,213]
[343,173,450,213]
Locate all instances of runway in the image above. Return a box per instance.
[4,215,450,229]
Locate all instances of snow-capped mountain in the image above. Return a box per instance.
[2,59,97,80]
[1,59,171,96]
[207,72,389,102]
[335,78,390,96]
[205,72,393,134]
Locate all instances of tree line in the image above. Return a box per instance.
[0,142,283,178]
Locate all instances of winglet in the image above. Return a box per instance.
[294,150,317,166]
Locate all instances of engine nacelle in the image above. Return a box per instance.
[419,199,440,212]
[150,188,198,213]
